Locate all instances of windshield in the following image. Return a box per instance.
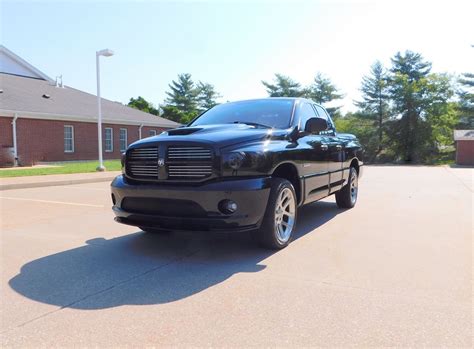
[189,99,295,129]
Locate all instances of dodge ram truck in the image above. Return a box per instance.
[111,98,363,249]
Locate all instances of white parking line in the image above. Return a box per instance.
[0,196,105,208]
[63,186,109,191]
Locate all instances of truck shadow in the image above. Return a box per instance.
[9,201,343,310]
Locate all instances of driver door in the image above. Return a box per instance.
[313,105,344,192]
[298,103,330,203]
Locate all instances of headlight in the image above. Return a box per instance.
[222,152,245,170]
[221,151,265,174]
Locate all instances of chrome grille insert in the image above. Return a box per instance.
[168,146,212,160]
[127,147,158,179]
[167,146,213,179]
[168,165,213,178]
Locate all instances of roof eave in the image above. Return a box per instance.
[0,109,177,128]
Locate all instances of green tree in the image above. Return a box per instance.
[160,105,186,123]
[424,74,458,149]
[336,112,383,160]
[128,96,159,115]
[388,51,432,162]
[197,81,221,112]
[162,73,200,123]
[355,61,390,158]
[457,72,474,128]
[305,73,344,117]
[388,51,456,163]
[262,74,304,97]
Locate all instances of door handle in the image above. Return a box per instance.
[320,144,328,151]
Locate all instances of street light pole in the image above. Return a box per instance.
[96,48,114,171]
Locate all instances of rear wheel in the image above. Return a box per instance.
[257,178,297,249]
[335,166,358,208]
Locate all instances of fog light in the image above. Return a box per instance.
[218,199,238,214]
[111,193,116,205]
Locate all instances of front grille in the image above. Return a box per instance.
[126,144,214,181]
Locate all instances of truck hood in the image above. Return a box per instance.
[129,124,289,149]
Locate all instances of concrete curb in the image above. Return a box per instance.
[0,174,119,191]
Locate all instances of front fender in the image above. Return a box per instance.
[220,139,298,177]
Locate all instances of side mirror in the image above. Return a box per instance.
[304,118,328,134]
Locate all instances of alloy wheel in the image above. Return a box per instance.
[350,170,358,205]
[274,187,296,243]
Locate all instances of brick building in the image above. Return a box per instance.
[0,45,179,167]
[454,130,474,166]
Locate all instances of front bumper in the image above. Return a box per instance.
[110,175,272,232]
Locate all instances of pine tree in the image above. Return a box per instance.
[305,73,343,117]
[388,51,432,162]
[262,74,304,97]
[163,73,200,123]
[196,82,221,112]
[355,61,390,157]
[457,73,474,128]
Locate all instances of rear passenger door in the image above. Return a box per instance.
[313,105,344,193]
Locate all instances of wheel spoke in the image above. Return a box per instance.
[349,170,358,204]
[274,187,297,244]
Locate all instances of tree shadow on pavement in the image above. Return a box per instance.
[9,200,344,310]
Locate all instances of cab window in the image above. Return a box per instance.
[298,102,318,130]
[313,105,333,130]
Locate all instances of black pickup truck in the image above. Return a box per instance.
[111,98,363,249]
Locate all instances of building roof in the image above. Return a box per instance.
[454,130,474,141]
[0,73,179,128]
[0,45,54,82]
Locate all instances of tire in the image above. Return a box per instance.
[257,178,297,250]
[139,227,171,234]
[335,166,359,209]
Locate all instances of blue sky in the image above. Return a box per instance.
[2,0,473,112]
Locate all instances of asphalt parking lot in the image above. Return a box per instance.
[0,166,472,347]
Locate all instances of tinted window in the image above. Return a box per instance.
[313,105,328,120]
[190,99,295,129]
[298,102,318,130]
[313,105,331,130]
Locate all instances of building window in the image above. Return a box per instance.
[149,130,157,137]
[105,128,113,152]
[120,128,128,152]
[64,125,74,153]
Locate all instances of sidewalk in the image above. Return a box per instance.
[0,171,121,191]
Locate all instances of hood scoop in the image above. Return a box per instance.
[167,127,202,136]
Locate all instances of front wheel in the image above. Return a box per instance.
[257,178,297,250]
[335,166,359,208]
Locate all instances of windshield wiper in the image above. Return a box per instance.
[232,121,271,128]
